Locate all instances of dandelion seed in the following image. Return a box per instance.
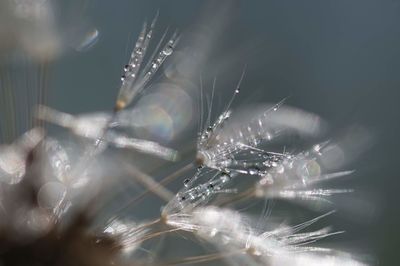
[36,105,177,161]
[193,76,324,182]
[115,13,179,111]
[164,206,366,265]
[254,141,356,207]
[103,219,150,255]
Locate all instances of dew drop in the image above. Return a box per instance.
[163,45,173,56]
[262,153,271,159]
[136,47,143,55]
[183,178,191,187]
[259,174,274,186]
[220,172,231,183]
[276,164,285,174]
[247,166,260,175]
[298,160,321,181]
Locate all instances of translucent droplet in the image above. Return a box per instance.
[275,164,285,174]
[261,153,270,159]
[136,47,143,55]
[209,228,218,237]
[298,160,321,182]
[207,183,215,189]
[220,172,231,183]
[45,139,71,183]
[235,89,240,93]
[163,46,173,56]
[247,166,260,175]
[259,174,274,186]
[179,195,186,202]
[183,178,191,187]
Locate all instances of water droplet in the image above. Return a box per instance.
[188,192,195,200]
[259,174,274,186]
[220,172,231,183]
[183,178,191,187]
[247,166,260,175]
[276,164,284,174]
[136,47,143,55]
[235,89,240,93]
[163,45,173,56]
[298,160,321,181]
[209,228,218,237]
[262,153,270,159]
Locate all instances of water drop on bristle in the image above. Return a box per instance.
[163,45,173,55]
[298,160,321,182]
[259,174,274,186]
[235,89,240,93]
[275,164,285,174]
[220,172,231,183]
[262,153,271,159]
[183,178,191,187]
[247,166,260,175]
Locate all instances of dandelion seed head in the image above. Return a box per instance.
[0,7,372,266]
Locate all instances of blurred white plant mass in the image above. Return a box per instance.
[0,2,373,266]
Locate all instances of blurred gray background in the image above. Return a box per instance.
[46,0,399,265]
